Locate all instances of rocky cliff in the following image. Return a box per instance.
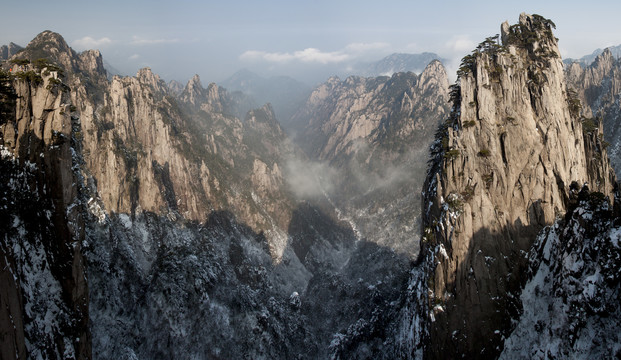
[566,48,621,177]
[564,44,621,67]
[296,61,449,162]
[0,43,90,357]
[0,30,300,357]
[0,30,422,359]
[419,14,616,358]
[3,18,621,360]
[294,62,450,255]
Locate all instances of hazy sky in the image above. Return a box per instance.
[1,0,620,85]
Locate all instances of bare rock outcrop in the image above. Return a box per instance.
[74,66,295,258]
[420,13,616,358]
[0,44,90,357]
[296,61,449,161]
[181,73,204,105]
[566,48,621,177]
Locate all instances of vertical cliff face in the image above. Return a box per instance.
[0,44,90,358]
[566,49,621,177]
[70,62,296,260]
[0,31,418,359]
[0,31,300,357]
[420,14,616,358]
[296,61,449,162]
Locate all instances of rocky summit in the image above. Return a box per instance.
[419,13,617,358]
[1,13,621,360]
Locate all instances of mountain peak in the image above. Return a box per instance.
[0,42,23,60]
[361,52,446,77]
[501,13,559,55]
[10,30,79,74]
[595,47,614,65]
[189,74,202,88]
[28,30,72,55]
[31,30,67,44]
[181,74,205,105]
[420,13,615,358]
[136,67,164,90]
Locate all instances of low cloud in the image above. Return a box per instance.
[129,54,140,60]
[73,36,112,49]
[442,35,477,83]
[241,48,349,64]
[130,36,181,45]
[344,42,390,53]
[284,157,338,199]
[240,42,392,65]
[445,35,475,55]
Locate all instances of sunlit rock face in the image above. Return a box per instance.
[1,30,448,359]
[419,13,616,358]
[4,14,621,360]
[0,32,90,358]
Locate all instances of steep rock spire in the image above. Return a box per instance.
[419,13,616,358]
[181,74,204,105]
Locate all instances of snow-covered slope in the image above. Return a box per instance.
[502,185,621,358]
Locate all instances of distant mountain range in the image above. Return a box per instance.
[357,52,446,77]
[219,69,311,132]
[216,53,447,132]
[103,59,122,79]
[0,42,23,60]
[564,44,621,66]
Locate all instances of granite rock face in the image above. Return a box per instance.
[0,30,424,359]
[3,17,621,360]
[296,60,449,162]
[566,48,621,177]
[293,61,450,256]
[0,31,298,357]
[420,13,616,358]
[501,184,621,358]
[0,40,90,358]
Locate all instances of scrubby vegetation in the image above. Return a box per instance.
[566,88,582,118]
[444,149,460,160]
[10,58,30,66]
[0,69,16,124]
[478,148,491,157]
[462,120,476,128]
[582,117,598,135]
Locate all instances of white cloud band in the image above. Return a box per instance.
[240,42,391,64]
[73,36,112,49]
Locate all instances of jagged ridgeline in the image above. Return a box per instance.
[0,28,445,359]
[0,32,91,359]
[3,14,620,360]
[0,30,301,357]
[419,13,616,358]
